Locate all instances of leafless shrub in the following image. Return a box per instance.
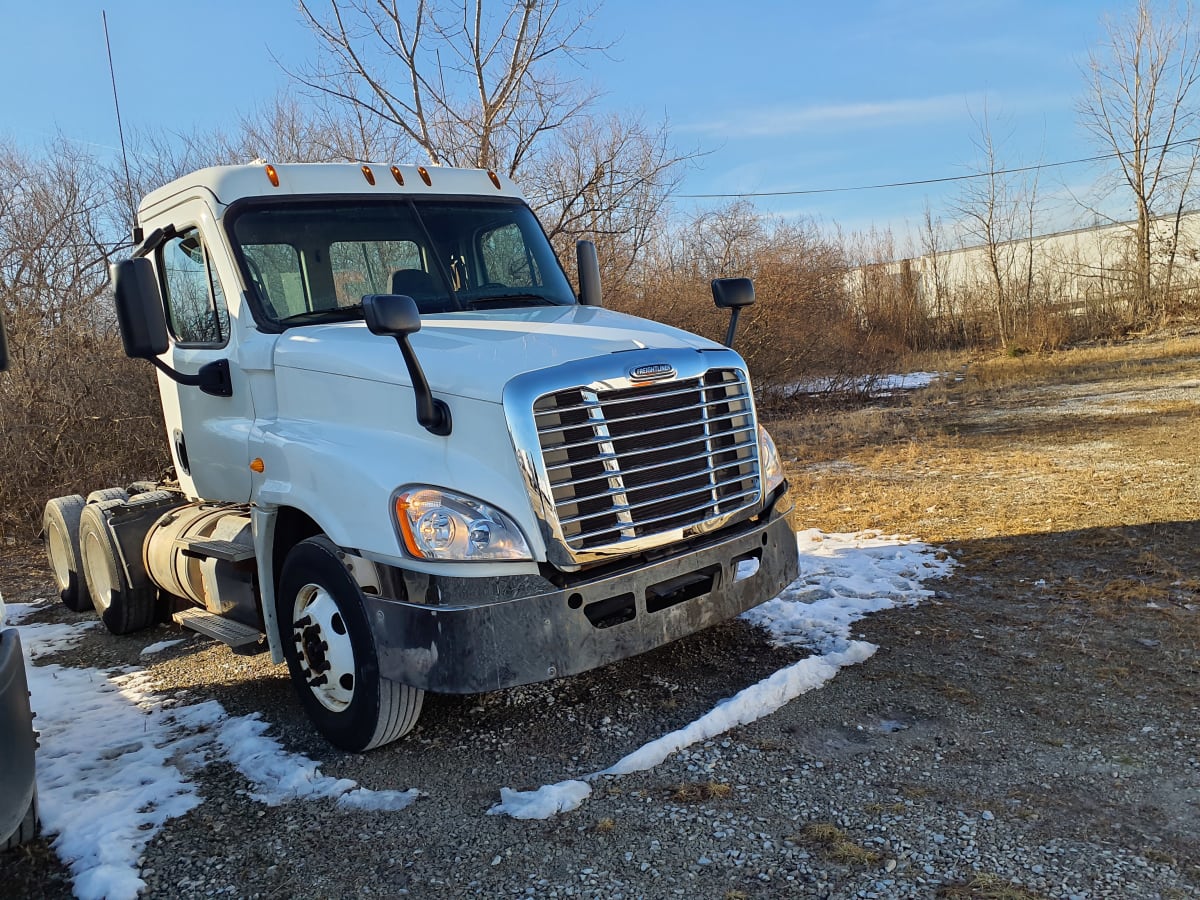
[0,141,167,540]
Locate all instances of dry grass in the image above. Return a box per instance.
[965,333,1200,390]
[668,781,733,803]
[790,822,882,865]
[776,334,1200,548]
[936,873,1046,899]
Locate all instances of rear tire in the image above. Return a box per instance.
[2,790,37,851]
[42,494,90,612]
[86,487,130,504]
[277,536,423,752]
[79,501,156,635]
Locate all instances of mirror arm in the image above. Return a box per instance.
[132,224,177,259]
[387,336,452,436]
[149,358,232,398]
[724,309,742,349]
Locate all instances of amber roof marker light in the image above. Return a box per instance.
[361,165,376,185]
[390,165,405,186]
[487,170,502,190]
[264,164,280,187]
[417,166,432,186]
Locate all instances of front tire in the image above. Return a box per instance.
[42,494,90,611]
[78,501,156,635]
[277,536,423,752]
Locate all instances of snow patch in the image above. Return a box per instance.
[489,530,954,820]
[139,638,186,656]
[488,781,593,820]
[15,617,421,900]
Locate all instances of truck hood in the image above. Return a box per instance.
[272,305,726,402]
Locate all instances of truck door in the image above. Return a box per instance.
[155,217,254,501]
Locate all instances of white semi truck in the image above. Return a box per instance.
[43,163,798,752]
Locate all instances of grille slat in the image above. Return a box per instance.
[556,469,759,527]
[544,429,756,473]
[549,438,758,488]
[535,389,752,423]
[539,408,754,454]
[533,369,761,555]
[571,487,761,543]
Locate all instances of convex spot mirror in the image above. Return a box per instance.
[363,293,421,337]
[112,258,169,360]
[711,277,756,310]
[711,277,756,349]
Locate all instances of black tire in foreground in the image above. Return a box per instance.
[277,536,424,752]
[1,790,37,852]
[78,501,156,635]
[42,494,91,612]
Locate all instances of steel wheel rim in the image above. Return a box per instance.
[47,521,71,590]
[82,530,113,611]
[292,583,356,712]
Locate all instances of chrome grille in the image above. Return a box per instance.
[533,369,760,554]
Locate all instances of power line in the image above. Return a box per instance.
[677,137,1200,199]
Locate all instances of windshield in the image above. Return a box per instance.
[228,197,576,327]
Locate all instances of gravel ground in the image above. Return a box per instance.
[2,340,1199,899]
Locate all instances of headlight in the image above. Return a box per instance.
[758,425,784,495]
[392,487,532,561]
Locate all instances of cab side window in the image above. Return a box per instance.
[160,229,230,345]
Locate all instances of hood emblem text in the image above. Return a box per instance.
[629,363,676,382]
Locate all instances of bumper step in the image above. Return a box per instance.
[172,607,262,648]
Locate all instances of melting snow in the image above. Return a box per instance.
[488,530,954,819]
[9,604,420,900]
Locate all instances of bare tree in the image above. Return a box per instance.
[953,106,1041,348]
[0,140,166,537]
[292,0,607,172]
[287,1,693,281]
[1079,0,1200,321]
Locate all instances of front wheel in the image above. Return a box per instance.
[277,536,423,752]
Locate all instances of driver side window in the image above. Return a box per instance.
[160,229,230,345]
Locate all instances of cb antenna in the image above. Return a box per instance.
[102,10,138,237]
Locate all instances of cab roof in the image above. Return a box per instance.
[138,163,525,221]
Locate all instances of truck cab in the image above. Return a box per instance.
[48,163,798,751]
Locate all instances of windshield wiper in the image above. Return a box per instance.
[463,293,555,310]
[279,304,364,325]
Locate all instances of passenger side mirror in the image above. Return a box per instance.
[711,277,756,349]
[363,293,452,437]
[112,258,169,360]
[363,292,421,337]
[576,240,603,307]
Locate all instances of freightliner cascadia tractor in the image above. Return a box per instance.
[42,163,797,751]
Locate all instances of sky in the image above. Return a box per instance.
[0,1,1137,245]
[6,527,952,897]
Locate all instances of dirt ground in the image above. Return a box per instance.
[2,333,1198,898]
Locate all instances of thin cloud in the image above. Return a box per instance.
[684,93,985,138]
